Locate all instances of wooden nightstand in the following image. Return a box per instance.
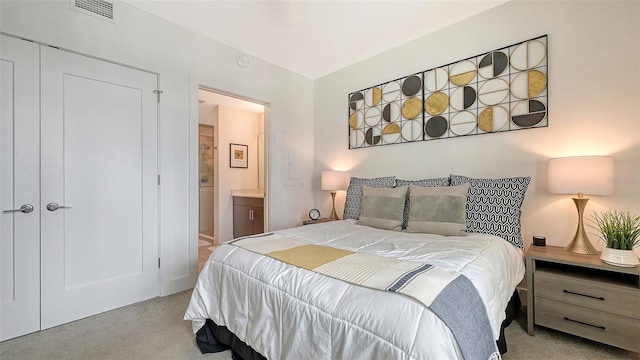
[302,218,330,225]
[525,245,640,353]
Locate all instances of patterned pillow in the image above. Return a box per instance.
[396,177,450,229]
[343,176,396,220]
[449,174,531,249]
[358,186,408,231]
[406,184,469,236]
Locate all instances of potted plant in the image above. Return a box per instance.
[590,210,640,267]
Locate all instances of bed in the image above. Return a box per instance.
[185,174,530,360]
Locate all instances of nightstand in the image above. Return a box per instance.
[525,245,640,352]
[302,218,330,225]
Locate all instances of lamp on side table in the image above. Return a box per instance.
[321,171,347,221]
[548,155,614,254]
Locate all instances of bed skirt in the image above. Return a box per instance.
[194,290,521,359]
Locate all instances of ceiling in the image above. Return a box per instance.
[123,0,508,80]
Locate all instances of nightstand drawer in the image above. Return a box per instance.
[534,269,640,319]
[535,297,640,353]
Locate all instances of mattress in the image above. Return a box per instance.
[185,219,525,359]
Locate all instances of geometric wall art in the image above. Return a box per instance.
[348,35,548,149]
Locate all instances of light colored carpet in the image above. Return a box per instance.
[1,290,638,360]
[0,291,231,360]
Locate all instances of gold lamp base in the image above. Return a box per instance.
[328,191,339,221]
[565,196,598,254]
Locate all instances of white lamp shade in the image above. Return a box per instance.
[321,171,347,191]
[548,156,614,195]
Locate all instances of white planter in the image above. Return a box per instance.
[600,247,640,267]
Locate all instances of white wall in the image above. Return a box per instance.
[217,105,261,242]
[313,1,640,253]
[199,103,216,127]
[0,0,314,295]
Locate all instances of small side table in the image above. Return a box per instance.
[525,245,640,352]
[302,218,330,225]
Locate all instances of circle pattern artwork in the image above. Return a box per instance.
[510,40,547,71]
[425,92,449,115]
[349,92,364,110]
[450,86,476,111]
[364,106,381,127]
[382,81,401,102]
[382,103,401,122]
[449,60,477,86]
[510,70,547,99]
[402,98,423,119]
[402,75,422,96]
[424,68,448,92]
[349,111,363,129]
[450,111,476,136]
[478,106,509,132]
[382,123,401,144]
[425,116,448,138]
[478,78,509,106]
[365,127,381,146]
[511,99,547,128]
[478,51,508,79]
[350,129,365,148]
[347,35,547,149]
[402,120,422,141]
[364,87,382,106]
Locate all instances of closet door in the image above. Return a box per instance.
[39,46,159,329]
[0,35,41,341]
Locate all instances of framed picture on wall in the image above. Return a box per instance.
[230,143,248,168]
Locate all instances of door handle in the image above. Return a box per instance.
[2,204,34,214]
[46,202,72,212]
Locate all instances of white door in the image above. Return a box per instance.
[1,36,160,339]
[39,46,159,329]
[0,36,41,341]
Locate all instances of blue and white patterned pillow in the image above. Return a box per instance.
[396,177,450,229]
[450,174,530,249]
[343,176,396,220]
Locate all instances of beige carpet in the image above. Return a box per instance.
[0,291,230,360]
[1,290,638,360]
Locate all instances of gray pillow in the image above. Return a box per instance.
[396,177,450,229]
[406,184,470,236]
[343,176,396,219]
[450,174,531,249]
[358,186,408,231]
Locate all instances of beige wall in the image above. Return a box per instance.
[217,105,262,242]
[313,1,640,253]
[197,102,264,242]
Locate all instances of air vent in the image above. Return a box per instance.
[70,0,116,23]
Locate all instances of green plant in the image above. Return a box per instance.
[590,210,640,250]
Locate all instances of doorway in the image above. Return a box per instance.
[197,88,266,271]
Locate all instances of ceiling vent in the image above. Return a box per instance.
[70,0,116,23]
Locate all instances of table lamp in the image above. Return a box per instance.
[321,171,347,221]
[548,156,614,254]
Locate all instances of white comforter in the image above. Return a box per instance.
[185,220,525,359]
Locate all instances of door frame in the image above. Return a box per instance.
[188,74,271,279]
